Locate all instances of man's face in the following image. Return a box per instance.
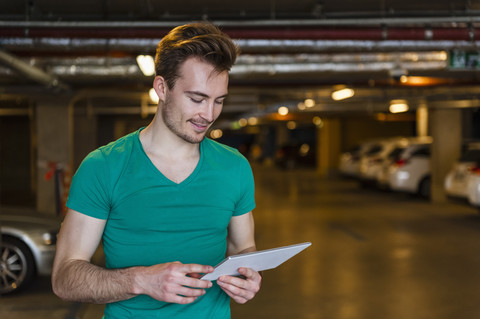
[161,57,229,144]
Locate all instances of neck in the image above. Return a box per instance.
[140,114,200,160]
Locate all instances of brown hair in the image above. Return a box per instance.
[154,22,239,89]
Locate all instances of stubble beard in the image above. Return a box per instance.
[161,97,209,144]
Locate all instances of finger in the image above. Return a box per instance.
[218,275,248,289]
[221,288,248,304]
[217,281,251,304]
[179,276,213,289]
[176,285,207,298]
[181,263,214,275]
[238,267,261,281]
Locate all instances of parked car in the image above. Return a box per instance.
[0,207,60,294]
[467,163,480,208]
[339,139,383,178]
[376,145,409,189]
[376,137,432,189]
[444,142,480,199]
[388,138,433,198]
[358,137,410,185]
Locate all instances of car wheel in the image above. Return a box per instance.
[0,236,35,294]
[418,176,431,199]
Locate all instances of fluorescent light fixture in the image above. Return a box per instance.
[331,88,354,101]
[136,55,155,76]
[389,100,409,113]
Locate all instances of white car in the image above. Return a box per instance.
[467,166,480,208]
[444,142,480,199]
[359,137,410,185]
[388,139,432,198]
[339,139,383,178]
[376,145,409,189]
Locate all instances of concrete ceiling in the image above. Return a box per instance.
[1,0,480,120]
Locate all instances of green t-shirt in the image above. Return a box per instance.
[67,128,256,319]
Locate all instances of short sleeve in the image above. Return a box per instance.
[233,157,256,216]
[66,149,111,220]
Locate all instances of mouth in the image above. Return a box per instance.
[189,120,210,132]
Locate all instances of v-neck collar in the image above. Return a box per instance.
[135,128,204,186]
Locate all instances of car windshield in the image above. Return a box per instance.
[364,144,382,156]
[388,147,406,160]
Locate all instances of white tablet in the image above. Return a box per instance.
[201,242,311,281]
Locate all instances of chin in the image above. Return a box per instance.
[182,133,206,144]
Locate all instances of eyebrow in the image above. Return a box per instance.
[185,91,228,100]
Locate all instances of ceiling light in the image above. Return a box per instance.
[304,99,315,108]
[136,55,155,76]
[210,129,223,139]
[389,100,409,113]
[297,102,306,110]
[331,88,354,101]
[312,116,323,127]
[278,106,289,116]
[238,118,248,127]
[248,117,258,125]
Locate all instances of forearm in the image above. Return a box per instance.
[52,259,139,303]
[227,244,256,256]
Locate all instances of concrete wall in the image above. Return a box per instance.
[36,97,71,215]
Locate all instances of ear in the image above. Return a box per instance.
[153,76,168,102]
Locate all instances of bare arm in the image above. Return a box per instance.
[226,211,256,255]
[52,209,213,304]
[217,212,262,304]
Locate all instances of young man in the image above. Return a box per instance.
[52,23,261,318]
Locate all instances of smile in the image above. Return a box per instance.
[190,121,210,132]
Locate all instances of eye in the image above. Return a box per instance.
[215,99,225,105]
[190,97,203,104]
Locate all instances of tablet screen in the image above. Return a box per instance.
[201,242,311,281]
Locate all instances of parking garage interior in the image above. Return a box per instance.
[1,1,480,318]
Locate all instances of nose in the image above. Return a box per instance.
[200,101,216,123]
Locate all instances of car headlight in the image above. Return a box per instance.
[42,231,58,246]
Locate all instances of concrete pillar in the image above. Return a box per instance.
[316,118,341,176]
[36,97,72,215]
[429,108,462,203]
[73,112,97,169]
[416,105,429,137]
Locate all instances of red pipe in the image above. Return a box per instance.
[0,27,476,41]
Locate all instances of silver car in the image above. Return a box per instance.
[0,207,60,294]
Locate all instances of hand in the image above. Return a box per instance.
[216,267,262,304]
[134,262,214,304]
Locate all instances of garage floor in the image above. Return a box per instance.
[230,166,480,319]
[2,165,480,319]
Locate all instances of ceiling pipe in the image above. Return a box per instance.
[0,49,69,90]
[1,16,480,28]
[2,37,480,54]
[0,26,477,41]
